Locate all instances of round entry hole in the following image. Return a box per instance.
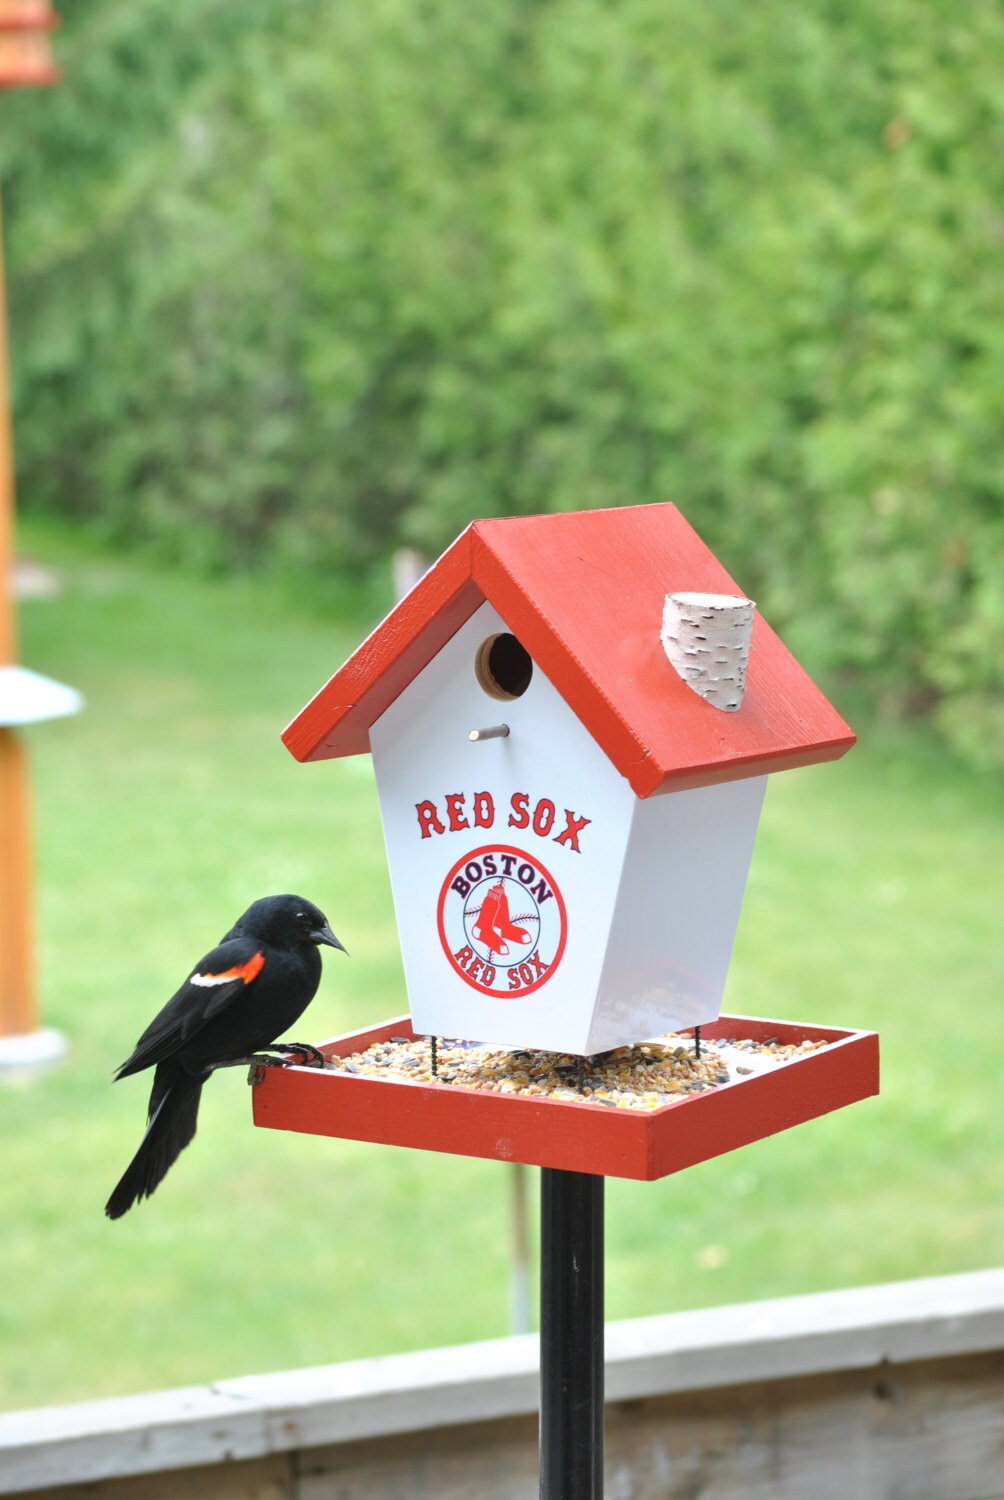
[475,633,533,701]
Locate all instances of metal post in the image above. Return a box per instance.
[510,1161,532,1335]
[539,1167,604,1500]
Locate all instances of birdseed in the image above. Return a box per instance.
[324,1033,829,1111]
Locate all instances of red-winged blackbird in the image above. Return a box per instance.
[105,894,345,1220]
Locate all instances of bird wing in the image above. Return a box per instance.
[114,937,267,1080]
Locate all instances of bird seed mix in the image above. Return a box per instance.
[326,1033,830,1110]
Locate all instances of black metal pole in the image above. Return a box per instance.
[539,1167,604,1500]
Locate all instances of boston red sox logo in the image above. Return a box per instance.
[437,844,567,996]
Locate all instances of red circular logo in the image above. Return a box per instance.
[436,844,568,997]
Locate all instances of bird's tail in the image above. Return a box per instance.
[105,1064,204,1220]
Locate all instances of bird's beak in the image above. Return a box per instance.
[313,923,347,954]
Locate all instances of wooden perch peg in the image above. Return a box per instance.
[661,593,756,712]
[468,724,510,742]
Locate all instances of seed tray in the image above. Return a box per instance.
[251,1013,878,1181]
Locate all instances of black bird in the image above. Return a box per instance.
[105,894,345,1220]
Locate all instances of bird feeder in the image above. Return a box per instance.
[255,503,878,1499]
[0,2,61,89]
[283,504,855,1055]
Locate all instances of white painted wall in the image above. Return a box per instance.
[370,602,635,1052]
[370,601,765,1054]
[588,777,766,1052]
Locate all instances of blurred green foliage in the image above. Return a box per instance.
[2,0,1003,762]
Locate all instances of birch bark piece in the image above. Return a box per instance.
[661,593,756,712]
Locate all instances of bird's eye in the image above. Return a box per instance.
[296,911,310,924]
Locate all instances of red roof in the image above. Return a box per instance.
[283,504,854,797]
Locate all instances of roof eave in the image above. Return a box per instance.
[281,528,483,763]
[636,731,858,798]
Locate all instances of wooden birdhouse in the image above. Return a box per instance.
[0,2,61,89]
[285,504,854,1056]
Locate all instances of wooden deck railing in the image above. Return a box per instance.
[1,1268,1002,1499]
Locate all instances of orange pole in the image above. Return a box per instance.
[0,184,16,665]
[0,730,35,1035]
[0,181,38,1038]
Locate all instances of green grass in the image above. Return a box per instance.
[3,518,1002,1411]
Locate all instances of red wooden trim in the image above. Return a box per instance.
[281,504,855,794]
[646,1024,879,1179]
[252,1014,879,1182]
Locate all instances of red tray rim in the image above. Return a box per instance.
[252,1012,879,1181]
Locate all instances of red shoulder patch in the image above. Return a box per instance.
[192,951,266,988]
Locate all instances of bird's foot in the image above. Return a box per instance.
[273,1041,327,1068]
[243,1052,297,1086]
[237,1042,326,1068]
[242,1043,327,1086]
[247,1057,275,1086]
[204,1053,273,1076]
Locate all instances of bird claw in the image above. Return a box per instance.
[243,1044,326,1085]
[275,1042,327,1068]
[244,1054,287,1086]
